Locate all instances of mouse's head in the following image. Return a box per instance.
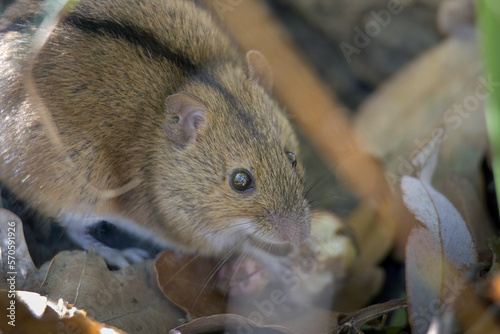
[150,51,311,255]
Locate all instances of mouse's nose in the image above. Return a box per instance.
[268,207,311,244]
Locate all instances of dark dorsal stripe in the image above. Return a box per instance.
[196,70,260,138]
[63,14,197,73]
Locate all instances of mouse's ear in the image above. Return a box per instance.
[164,92,207,147]
[246,50,273,92]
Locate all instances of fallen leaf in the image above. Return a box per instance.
[405,227,457,334]
[40,250,184,333]
[155,251,226,318]
[402,150,478,270]
[402,149,478,333]
[0,289,126,334]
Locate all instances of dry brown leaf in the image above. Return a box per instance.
[405,227,457,334]
[155,251,226,318]
[402,149,478,269]
[40,250,184,333]
[0,289,126,334]
[405,230,499,334]
[402,149,479,333]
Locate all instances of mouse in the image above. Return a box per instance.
[0,0,312,268]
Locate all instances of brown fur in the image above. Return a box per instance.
[0,0,311,258]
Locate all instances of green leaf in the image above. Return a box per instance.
[477,0,500,214]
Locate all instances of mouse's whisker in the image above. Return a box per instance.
[305,175,351,201]
[304,174,328,198]
[308,199,320,208]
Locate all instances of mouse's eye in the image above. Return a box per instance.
[286,151,297,168]
[231,169,254,192]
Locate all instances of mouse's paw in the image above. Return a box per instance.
[95,247,150,269]
[119,247,150,263]
[63,220,151,268]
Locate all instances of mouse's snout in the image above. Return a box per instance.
[265,203,312,244]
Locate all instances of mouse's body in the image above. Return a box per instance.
[0,0,311,267]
